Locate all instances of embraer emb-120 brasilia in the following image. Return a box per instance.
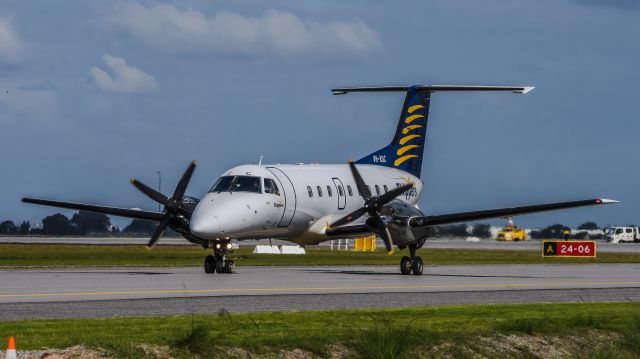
[23,84,618,275]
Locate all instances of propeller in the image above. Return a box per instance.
[130,160,197,248]
[329,161,413,253]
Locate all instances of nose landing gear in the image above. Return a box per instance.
[400,245,423,275]
[204,241,235,274]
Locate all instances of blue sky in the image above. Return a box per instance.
[1,0,638,229]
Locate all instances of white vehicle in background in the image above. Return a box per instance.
[604,226,640,243]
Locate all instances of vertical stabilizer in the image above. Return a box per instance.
[355,86,430,177]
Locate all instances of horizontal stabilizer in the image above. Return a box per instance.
[332,85,534,95]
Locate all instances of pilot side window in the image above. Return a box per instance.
[626,228,633,233]
[327,186,333,197]
[375,185,381,195]
[210,175,261,193]
[307,186,313,197]
[347,185,353,196]
[317,186,323,197]
[383,185,389,193]
[263,178,280,195]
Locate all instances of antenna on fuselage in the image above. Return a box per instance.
[258,155,264,166]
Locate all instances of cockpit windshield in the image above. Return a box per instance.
[209,175,262,193]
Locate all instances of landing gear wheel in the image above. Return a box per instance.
[223,260,235,274]
[204,255,216,274]
[215,260,225,273]
[400,256,412,275]
[412,256,423,275]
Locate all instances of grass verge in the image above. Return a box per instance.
[1,243,639,268]
[0,303,639,358]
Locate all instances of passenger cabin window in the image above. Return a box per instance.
[210,175,261,193]
[327,186,333,197]
[375,185,381,195]
[347,185,353,196]
[307,186,313,197]
[317,186,323,197]
[366,185,372,195]
[383,185,389,193]
[338,185,344,197]
[263,178,280,195]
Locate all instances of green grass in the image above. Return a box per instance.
[0,243,639,268]
[1,303,640,358]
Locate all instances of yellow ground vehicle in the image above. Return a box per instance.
[496,218,527,241]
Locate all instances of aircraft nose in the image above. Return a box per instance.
[190,216,222,239]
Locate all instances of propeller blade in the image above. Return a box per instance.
[131,178,169,205]
[172,160,197,200]
[147,216,170,248]
[377,183,414,206]
[348,160,372,199]
[329,207,368,228]
[373,213,394,253]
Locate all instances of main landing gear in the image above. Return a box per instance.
[204,241,235,274]
[400,245,423,275]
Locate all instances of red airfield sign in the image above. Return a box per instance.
[542,240,596,257]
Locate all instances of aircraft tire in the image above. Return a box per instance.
[223,260,235,274]
[400,256,412,275]
[215,260,225,273]
[412,256,424,275]
[204,255,216,274]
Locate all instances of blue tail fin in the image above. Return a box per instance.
[355,86,431,178]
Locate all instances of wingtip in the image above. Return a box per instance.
[597,198,620,204]
[130,177,136,184]
[191,160,198,166]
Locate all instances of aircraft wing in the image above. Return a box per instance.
[22,197,166,221]
[411,198,619,227]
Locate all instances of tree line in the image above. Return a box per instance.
[0,211,166,236]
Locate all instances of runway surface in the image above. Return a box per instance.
[1,264,639,320]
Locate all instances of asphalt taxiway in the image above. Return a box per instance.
[1,264,639,320]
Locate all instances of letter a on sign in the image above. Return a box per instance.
[542,241,556,257]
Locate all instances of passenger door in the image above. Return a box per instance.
[266,167,297,227]
[332,178,346,210]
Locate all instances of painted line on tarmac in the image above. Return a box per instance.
[2,281,640,299]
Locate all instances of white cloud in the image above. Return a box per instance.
[90,54,158,94]
[108,4,382,57]
[0,18,21,63]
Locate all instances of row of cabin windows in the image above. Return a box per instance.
[305,183,400,198]
[307,185,341,198]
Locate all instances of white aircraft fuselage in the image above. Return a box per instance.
[190,164,422,245]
